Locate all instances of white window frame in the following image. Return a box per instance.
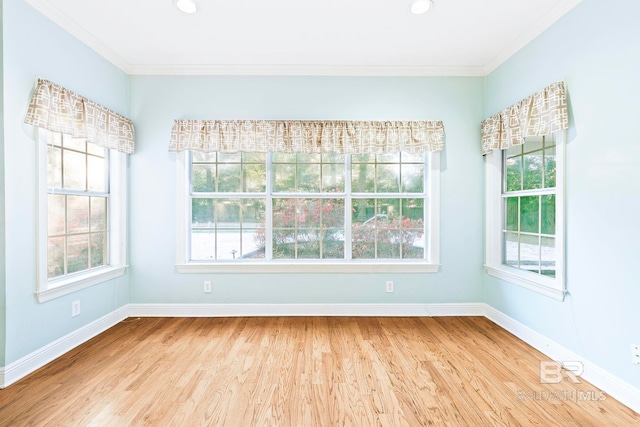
[175,151,440,273]
[36,129,128,302]
[485,131,566,300]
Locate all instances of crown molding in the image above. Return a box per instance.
[24,0,132,73]
[482,0,583,75]
[126,63,486,77]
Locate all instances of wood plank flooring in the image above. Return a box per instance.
[0,317,638,426]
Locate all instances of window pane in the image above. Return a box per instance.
[90,232,107,268]
[505,197,518,232]
[47,146,62,188]
[403,229,424,259]
[504,232,518,268]
[297,153,321,163]
[505,157,522,192]
[272,233,295,259]
[217,164,241,192]
[544,146,556,188]
[402,199,423,222]
[242,152,265,163]
[520,234,540,274]
[519,196,539,233]
[86,142,105,157]
[523,152,543,190]
[216,199,241,228]
[67,234,89,274]
[192,164,216,192]
[352,227,375,259]
[541,195,555,235]
[377,153,400,163]
[352,153,373,163]
[87,155,106,192]
[63,136,86,152]
[243,164,266,192]
[297,163,321,192]
[322,153,345,163]
[67,196,90,234]
[218,153,241,163]
[91,197,107,232]
[272,153,296,163]
[544,133,556,148]
[48,237,65,279]
[242,230,265,259]
[48,194,65,236]
[351,163,375,193]
[401,152,423,163]
[541,237,556,277]
[193,152,216,162]
[377,230,401,259]
[401,163,424,193]
[191,229,215,260]
[216,230,242,260]
[523,137,543,154]
[47,132,63,147]
[63,150,87,191]
[273,163,296,192]
[192,199,215,227]
[322,238,344,259]
[376,164,400,193]
[506,145,522,158]
[322,163,344,193]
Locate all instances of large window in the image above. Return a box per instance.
[37,131,127,302]
[178,151,440,272]
[485,132,565,300]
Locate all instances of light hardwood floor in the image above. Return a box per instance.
[0,317,638,426]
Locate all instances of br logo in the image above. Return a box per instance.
[539,361,584,384]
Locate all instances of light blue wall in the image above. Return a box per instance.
[128,76,485,304]
[1,0,130,365]
[0,0,6,366]
[484,0,640,388]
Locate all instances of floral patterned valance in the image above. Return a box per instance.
[481,81,568,155]
[24,78,135,154]
[169,120,445,154]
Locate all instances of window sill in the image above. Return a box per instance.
[36,265,128,303]
[176,262,440,274]
[485,264,565,301]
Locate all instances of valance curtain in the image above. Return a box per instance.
[481,81,568,155]
[24,78,135,154]
[169,120,444,154]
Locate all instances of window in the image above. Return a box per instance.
[485,132,565,300]
[177,151,440,273]
[37,131,127,302]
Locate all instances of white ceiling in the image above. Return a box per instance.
[25,0,582,76]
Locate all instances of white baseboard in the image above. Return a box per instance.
[127,303,486,318]
[0,305,128,388]
[484,305,640,415]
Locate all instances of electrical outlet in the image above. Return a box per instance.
[71,300,80,317]
[386,280,394,293]
[632,344,640,366]
[204,280,212,293]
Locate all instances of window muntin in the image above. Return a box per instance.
[188,152,430,262]
[502,134,557,277]
[46,133,109,279]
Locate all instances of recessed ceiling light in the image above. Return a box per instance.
[175,0,199,14]
[409,0,434,15]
